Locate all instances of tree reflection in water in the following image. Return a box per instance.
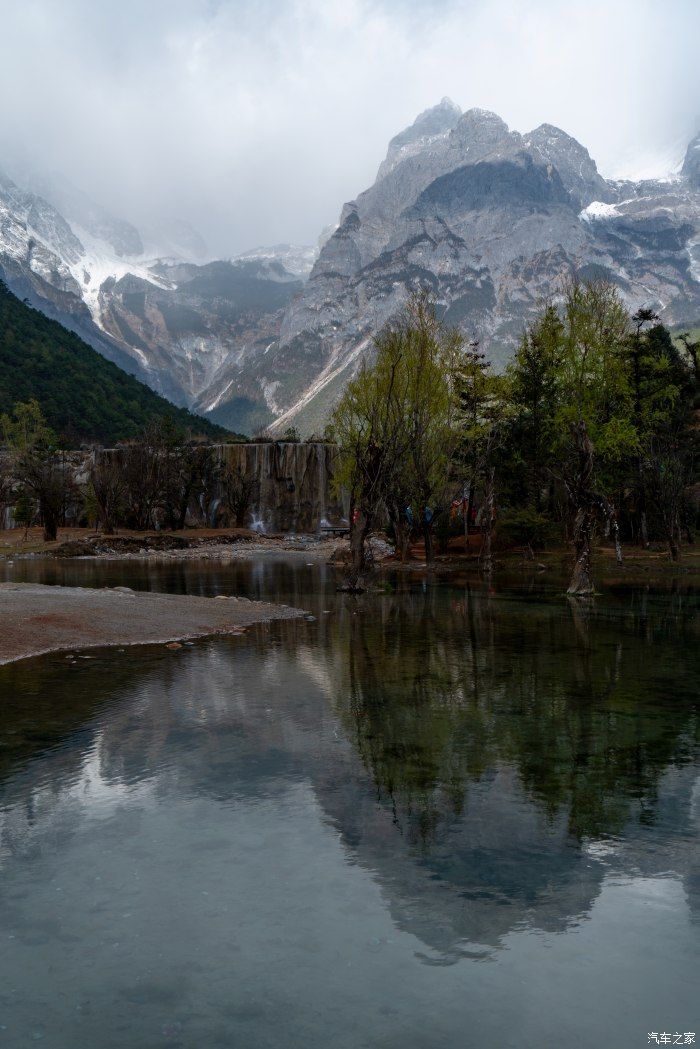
[327,580,697,852]
[0,565,697,961]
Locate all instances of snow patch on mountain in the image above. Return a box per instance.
[203,379,235,414]
[232,243,317,279]
[580,201,620,221]
[66,226,174,327]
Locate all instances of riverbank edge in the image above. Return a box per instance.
[0,583,307,666]
[2,527,698,584]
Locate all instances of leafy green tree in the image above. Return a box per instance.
[637,325,697,558]
[677,330,699,386]
[551,281,636,593]
[330,327,410,582]
[454,339,492,544]
[331,293,459,578]
[498,288,697,572]
[504,304,563,513]
[392,295,461,564]
[621,310,683,546]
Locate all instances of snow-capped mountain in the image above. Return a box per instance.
[0,168,305,410]
[223,102,700,434]
[1,103,699,436]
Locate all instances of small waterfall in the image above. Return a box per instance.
[316,444,327,532]
[213,441,343,535]
[1,441,345,535]
[208,497,222,527]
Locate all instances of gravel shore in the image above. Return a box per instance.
[94,538,345,563]
[0,582,306,665]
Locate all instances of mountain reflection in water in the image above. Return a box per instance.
[0,560,697,1048]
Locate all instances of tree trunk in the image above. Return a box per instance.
[395,517,410,563]
[567,505,595,595]
[42,510,58,543]
[346,510,371,589]
[423,521,434,565]
[480,467,495,576]
[567,420,596,596]
[602,496,623,566]
[637,457,649,548]
[465,475,476,549]
[668,513,681,561]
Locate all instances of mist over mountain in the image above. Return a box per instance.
[0,0,697,258]
[2,100,698,435]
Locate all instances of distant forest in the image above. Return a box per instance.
[0,280,234,445]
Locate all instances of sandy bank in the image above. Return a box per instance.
[0,583,306,665]
[0,527,347,564]
[89,538,346,564]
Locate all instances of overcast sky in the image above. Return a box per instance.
[0,0,697,256]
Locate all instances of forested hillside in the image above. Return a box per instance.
[0,281,234,444]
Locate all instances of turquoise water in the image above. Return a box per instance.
[0,559,697,1048]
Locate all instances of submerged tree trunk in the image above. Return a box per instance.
[568,504,595,595]
[397,520,411,562]
[480,467,495,576]
[567,421,596,596]
[566,421,623,593]
[600,493,623,567]
[346,509,372,589]
[388,505,411,562]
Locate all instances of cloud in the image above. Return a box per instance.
[0,0,697,255]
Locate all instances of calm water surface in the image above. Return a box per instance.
[0,558,698,1048]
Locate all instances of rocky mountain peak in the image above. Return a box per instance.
[2,101,699,438]
[377,98,462,182]
[523,123,613,206]
[391,97,461,146]
[449,108,519,157]
[458,107,509,130]
[14,169,143,257]
[0,168,84,267]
